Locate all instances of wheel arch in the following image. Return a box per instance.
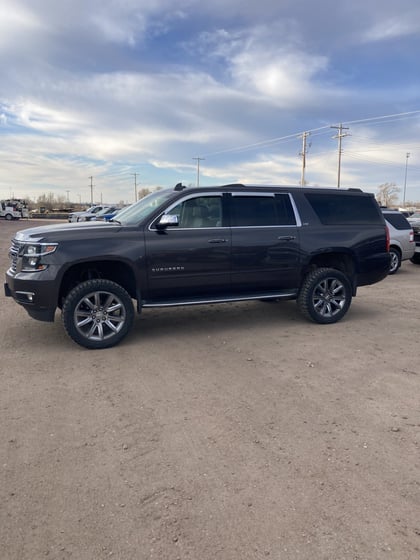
[389,243,402,255]
[58,259,138,308]
[302,251,356,295]
[305,250,356,276]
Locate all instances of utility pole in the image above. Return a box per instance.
[192,157,205,187]
[331,124,350,188]
[403,152,410,206]
[89,176,94,204]
[66,190,70,202]
[131,173,138,202]
[299,132,310,186]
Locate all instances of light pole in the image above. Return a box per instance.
[403,152,410,206]
[89,176,94,205]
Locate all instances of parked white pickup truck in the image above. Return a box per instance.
[0,200,27,220]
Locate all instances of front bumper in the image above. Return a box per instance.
[5,269,58,322]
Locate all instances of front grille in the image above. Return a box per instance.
[9,239,21,273]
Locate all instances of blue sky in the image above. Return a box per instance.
[1,0,420,205]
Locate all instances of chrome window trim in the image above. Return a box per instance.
[148,190,302,230]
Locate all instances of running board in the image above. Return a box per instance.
[141,291,297,308]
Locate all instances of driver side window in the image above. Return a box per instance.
[168,196,222,228]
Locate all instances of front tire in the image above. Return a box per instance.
[62,279,134,349]
[388,247,401,274]
[410,253,420,265]
[297,268,352,324]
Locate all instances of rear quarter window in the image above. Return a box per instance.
[383,213,411,230]
[305,193,383,225]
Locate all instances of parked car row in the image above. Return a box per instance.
[68,205,108,222]
[68,205,125,222]
[89,206,124,221]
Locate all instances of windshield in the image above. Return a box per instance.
[111,189,175,225]
[409,212,420,219]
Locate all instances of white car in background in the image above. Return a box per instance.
[407,211,420,228]
[382,209,415,274]
[68,205,108,222]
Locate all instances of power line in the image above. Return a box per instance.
[200,109,420,159]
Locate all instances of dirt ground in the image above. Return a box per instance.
[0,218,419,560]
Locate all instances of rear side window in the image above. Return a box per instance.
[305,193,383,225]
[230,194,296,227]
[383,213,411,230]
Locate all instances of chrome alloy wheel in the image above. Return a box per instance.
[74,290,127,342]
[312,277,347,319]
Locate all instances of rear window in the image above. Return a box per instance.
[305,193,383,225]
[230,194,296,227]
[383,213,411,230]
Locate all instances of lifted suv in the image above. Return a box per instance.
[5,184,390,349]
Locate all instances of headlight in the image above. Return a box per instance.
[21,243,58,271]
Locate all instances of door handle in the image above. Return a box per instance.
[208,238,227,243]
[277,235,296,241]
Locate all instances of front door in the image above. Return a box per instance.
[144,194,231,301]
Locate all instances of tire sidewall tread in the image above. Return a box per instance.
[297,267,352,324]
[62,279,134,349]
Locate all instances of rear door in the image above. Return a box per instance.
[229,192,300,292]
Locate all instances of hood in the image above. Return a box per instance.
[14,220,120,242]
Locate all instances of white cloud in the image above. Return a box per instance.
[0,0,44,37]
[362,16,420,42]
[1,1,420,201]
[192,24,330,107]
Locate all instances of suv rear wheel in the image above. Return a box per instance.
[62,279,134,349]
[297,268,352,324]
[388,247,401,274]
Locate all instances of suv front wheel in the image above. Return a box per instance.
[62,279,134,349]
[297,268,352,324]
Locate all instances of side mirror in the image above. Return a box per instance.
[156,214,179,229]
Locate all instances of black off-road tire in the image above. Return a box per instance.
[297,267,352,324]
[62,279,134,349]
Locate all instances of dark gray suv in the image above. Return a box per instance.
[5,184,390,349]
